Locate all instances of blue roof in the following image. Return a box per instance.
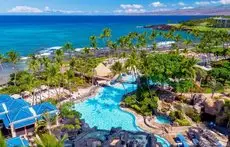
[7,107,35,129]
[0,95,58,130]
[33,102,58,115]
[0,95,30,112]
[7,137,29,147]
[0,95,12,103]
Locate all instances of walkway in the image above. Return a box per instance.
[121,107,194,145]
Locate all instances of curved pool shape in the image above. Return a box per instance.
[155,116,171,124]
[74,75,170,146]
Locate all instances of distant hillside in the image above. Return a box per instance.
[145,5,230,15]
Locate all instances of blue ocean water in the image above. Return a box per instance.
[0,15,207,56]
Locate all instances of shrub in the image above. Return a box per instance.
[124,95,136,106]
[169,110,184,121]
[42,99,58,106]
[60,102,81,119]
[176,119,191,126]
[185,109,201,123]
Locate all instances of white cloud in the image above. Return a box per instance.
[44,7,84,14]
[114,9,146,14]
[151,8,171,12]
[195,1,219,6]
[8,6,85,14]
[8,6,43,13]
[115,4,145,14]
[120,4,143,9]
[220,0,230,4]
[181,6,194,9]
[195,1,211,5]
[151,1,166,7]
[178,2,186,6]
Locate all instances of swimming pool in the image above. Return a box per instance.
[155,116,171,124]
[74,75,170,146]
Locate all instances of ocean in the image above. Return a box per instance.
[0,15,207,82]
[0,15,207,56]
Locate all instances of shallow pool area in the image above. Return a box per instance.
[74,75,170,146]
[155,116,171,124]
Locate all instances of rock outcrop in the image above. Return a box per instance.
[204,98,225,116]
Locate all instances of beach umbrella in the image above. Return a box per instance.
[11,94,21,99]
[40,85,48,90]
[21,91,31,97]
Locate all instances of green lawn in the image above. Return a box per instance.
[170,24,230,32]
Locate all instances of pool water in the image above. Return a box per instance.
[155,116,171,124]
[75,82,139,131]
[74,75,170,146]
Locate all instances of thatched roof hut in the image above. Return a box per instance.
[94,63,112,77]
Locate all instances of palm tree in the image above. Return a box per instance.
[44,63,60,97]
[183,38,192,53]
[35,133,67,147]
[6,50,20,86]
[89,35,98,50]
[82,47,91,56]
[136,32,147,50]
[54,49,64,66]
[40,56,51,71]
[28,54,40,75]
[125,51,139,83]
[64,69,76,93]
[208,77,223,98]
[111,61,127,91]
[0,131,6,147]
[149,31,158,51]
[62,42,74,58]
[36,112,56,135]
[100,28,112,47]
[20,73,38,105]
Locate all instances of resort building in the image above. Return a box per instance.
[7,136,29,147]
[0,95,58,138]
[214,17,230,28]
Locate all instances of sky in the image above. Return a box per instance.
[0,0,229,15]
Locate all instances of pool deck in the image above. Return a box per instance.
[121,107,192,146]
[121,107,177,145]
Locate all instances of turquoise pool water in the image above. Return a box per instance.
[74,75,170,146]
[155,116,171,124]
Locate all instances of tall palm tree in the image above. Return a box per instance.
[111,61,127,91]
[62,42,74,58]
[36,112,56,135]
[28,54,40,75]
[100,27,112,47]
[44,63,60,97]
[125,51,139,82]
[40,56,51,71]
[6,50,20,86]
[149,31,158,51]
[89,35,98,50]
[136,32,147,50]
[64,69,75,93]
[82,47,91,57]
[183,38,192,53]
[54,49,64,66]
[20,73,38,105]
[0,131,6,147]
[208,77,223,98]
[35,133,67,147]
